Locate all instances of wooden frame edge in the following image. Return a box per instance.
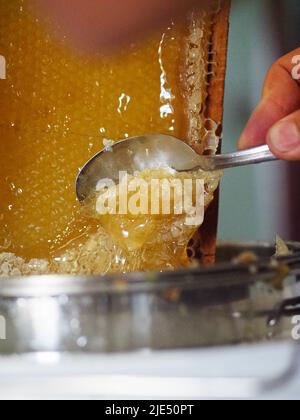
[199,0,231,265]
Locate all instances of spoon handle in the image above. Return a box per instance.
[185,144,277,172]
[210,144,277,170]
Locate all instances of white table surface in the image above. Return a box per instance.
[0,341,299,400]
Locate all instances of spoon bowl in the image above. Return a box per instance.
[76,134,200,202]
[76,134,277,202]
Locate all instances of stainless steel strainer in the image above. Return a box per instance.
[0,241,300,355]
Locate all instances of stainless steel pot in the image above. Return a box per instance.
[0,241,300,354]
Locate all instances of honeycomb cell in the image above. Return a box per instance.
[0,0,221,275]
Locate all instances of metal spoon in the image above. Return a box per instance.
[76,134,277,202]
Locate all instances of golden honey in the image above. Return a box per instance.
[0,0,221,275]
[50,168,221,274]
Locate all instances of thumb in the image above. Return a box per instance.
[267,110,300,160]
[238,49,300,150]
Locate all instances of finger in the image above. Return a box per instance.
[267,110,300,160]
[34,0,200,51]
[238,49,300,149]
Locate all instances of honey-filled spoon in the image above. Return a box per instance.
[76,134,277,202]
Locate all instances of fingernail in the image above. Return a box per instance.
[269,121,300,153]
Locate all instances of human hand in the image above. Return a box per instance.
[238,48,300,160]
[35,0,201,51]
